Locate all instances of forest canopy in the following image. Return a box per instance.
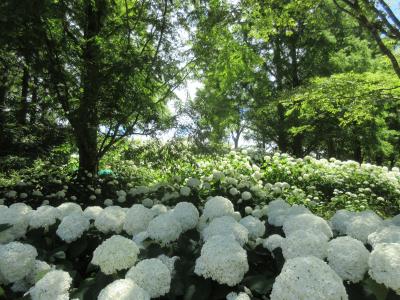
[0,0,399,171]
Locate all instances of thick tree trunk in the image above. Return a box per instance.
[17,66,29,125]
[289,33,303,157]
[30,76,38,125]
[277,103,288,152]
[353,139,363,163]
[76,0,105,175]
[327,137,336,158]
[0,69,8,154]
[273,37,288,153]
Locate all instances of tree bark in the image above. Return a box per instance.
[273,36,288,153]
[17,66,29,125]
[76,0,105,175]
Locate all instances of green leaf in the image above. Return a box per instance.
[183,277,212,300]
[0,224,12,233]
[242,274,275,295]
[362,278,389,300]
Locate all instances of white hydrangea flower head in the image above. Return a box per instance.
[203,216,249,246]
[367,225,400,248]
[92,235,139,274]
[151,204,168,216]
[0,242,37,283]
[29,205,61,229]
[129,186,149,196]
[126,258,171,298]
[157,254,179,274]
[187,177,201,188]
[147,212,182,245]
[241,191,252,201]
[226,292,251,300]
[83,206,103,220]
[104,199,113,206]
[281,229,328,260]
[283,213,333,239]
[11,279,30,293]
[270,256,348,300]
[239,216,265,239]
[345,210,383,243]
[28,270,72,300]
[95,206,126,234]
[263,234,284,252]
[284,205,312,222]
[180,186,191,196]
[25,260,52,285]
[267,208,289,227]
[98,279,150,300]
[244,206,253,215]
[368,243,400,294]
[232,211,242,221]
[142,198,153,208]
[123,204,155,235]
[330,209,356,235]
[57,202,83,219]
[194,235,249,286]
[267,199,290,212]
[132,231,149,248]
[202,196,234,222]
[392,214,400,226]
[56,213,90,243]
[0,204,31,244]
[229,187,239,196]
[327,236,369,283]
[171,202,199,231]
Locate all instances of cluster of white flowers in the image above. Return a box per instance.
[263,234,284,252]
[283,213,333,239]
[28,270,72,300]
[368,243,400,294]
[94,206,126,234]
[126,258,171,298]
[0,241,37,283]
[345,210,383,243]
[147,212,182,245]
[171,202,199,231]
[239,216,265,239]
[226,292,251,300]
[202,196,234,222]
[56,213,90,243]
[98,279,150,300]
[202,216,249,246]
[29,205,61,229]
[123,204,155,235]
[327,236,370,283]
[281,229,328,260]
[83,206,103,220]
[330,209,356,235]
[25,260,52,285]
[91,235,139,274]
[194,235,249,286]
[367,225,400,248]
[57,202,82,219]
[270,256,348,300]
[0,203,31,243]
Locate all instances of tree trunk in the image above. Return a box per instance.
[76,0,105,175]
[292,134,303,157]
[353,139,362,163]
[327,137,336,158]
[30,76,38,125]
[17,66,29,125]
[273,36,288,153]
[0,68,8,154]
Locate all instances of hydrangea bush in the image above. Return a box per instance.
[0,150,400,299]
